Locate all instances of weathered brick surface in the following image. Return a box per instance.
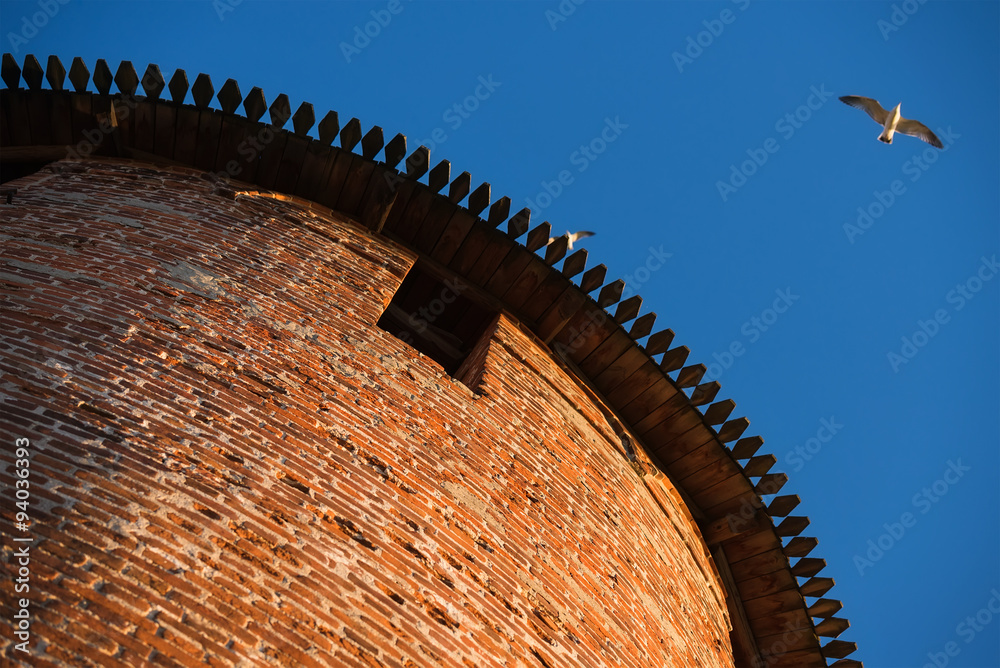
[2,158,734,666]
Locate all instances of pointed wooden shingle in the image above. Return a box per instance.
[467,182,490,216]
[488,196,511,227]
[629,312,656,340]
[644,328,675,357]
[93,59,113,94]
[690,381,720,407]
[448,171,471,204]
[808,598,842,618]
[730,435,762,459]
[361,125,384,159]
[68,57,89,92]
[191,73,213,108]
[339,116,362,150]
[45,56,65,91]
[404,145,429,179]
[784,536,818,558]
[318,110,340,145]
[525,222,550,253]
[292,102,315,137]
[383,133,406,168]
[217,78,242,114]
[168,69,188,104]
[507,207,530,238]
[754,472,786,496]
[791,557,826,578]
[743,454,775,477]
[428,160,450,192]
[660,346,689,373]
[579,264,606,294]
[597,278,625,309]
[676,364,706,388]
[22,55,43,90]
[815,617,849,638]
[545,235,568,265]
[243,86,266,121]
[114,60,139,95]
[822,639,857,660]
[561,249,587,279]
[767,494,800,517]
[717,417,749,443]
[2,53,21,89]
[800,576,835,598]
[141,64,164,99]
[614,295,642,324]
[703,399,736,426]
[269,93,292,128]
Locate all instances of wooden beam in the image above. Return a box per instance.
[711,545,762,668]
[0,145,71,161]
[359,165,397,234]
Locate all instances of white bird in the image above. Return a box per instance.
[547,230,594,250]
[839,95,943,149]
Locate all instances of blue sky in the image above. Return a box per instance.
[2,0,998,665]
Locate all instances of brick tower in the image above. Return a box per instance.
[1,55,861,667]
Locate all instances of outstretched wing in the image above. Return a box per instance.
[839,95,890,125]
[569,230,595,243]
[896,118,944,149]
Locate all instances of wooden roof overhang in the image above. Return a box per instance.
[0,54,862,668]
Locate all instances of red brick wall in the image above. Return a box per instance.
[1,159,734,667]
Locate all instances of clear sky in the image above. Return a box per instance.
[2,0,998,665]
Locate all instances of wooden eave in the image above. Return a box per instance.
[0,53,861,668]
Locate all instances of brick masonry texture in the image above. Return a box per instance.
[1,158,734,667]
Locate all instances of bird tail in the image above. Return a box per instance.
[878,131,893,144]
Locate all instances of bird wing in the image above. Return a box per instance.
[569,230,595,243]
[896,118,944,149]
[839,96,889,124]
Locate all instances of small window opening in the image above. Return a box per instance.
[377,264,497,382]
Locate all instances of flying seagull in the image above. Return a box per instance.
[548,230,595,250]
[839,96,943,149]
